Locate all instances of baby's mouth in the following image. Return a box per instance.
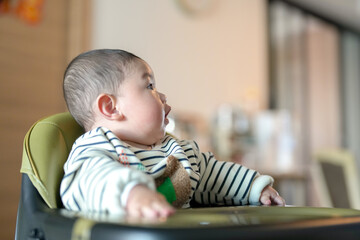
[164,105,171,124]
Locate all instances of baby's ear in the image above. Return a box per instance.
[96,94,123,120]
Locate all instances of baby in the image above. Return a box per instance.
[60,49,285,219]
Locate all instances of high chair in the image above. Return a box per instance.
[15,112,360,240]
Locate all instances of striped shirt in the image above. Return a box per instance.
[60,127,273,214]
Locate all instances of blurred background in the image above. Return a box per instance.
[1,0,360,239]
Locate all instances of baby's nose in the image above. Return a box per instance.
[158,92,167,103]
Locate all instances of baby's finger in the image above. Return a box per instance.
[260,193,272,206]
[273,195,285,206]
[141,205,159,219]
[152,201,175,217]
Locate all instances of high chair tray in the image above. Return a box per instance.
[17,174,360,240]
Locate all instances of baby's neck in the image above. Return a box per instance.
[124,140,154,150]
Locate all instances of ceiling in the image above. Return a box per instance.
[281,0,360,33]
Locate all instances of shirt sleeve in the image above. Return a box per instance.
[248,175,274,205]
[60,146,155,215]
[193,149,273,206]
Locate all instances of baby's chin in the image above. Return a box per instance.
[157,132,166,140]
[152,131,167,144]
[139,132,166,146]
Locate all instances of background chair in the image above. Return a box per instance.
[15,112,360,240]
[314,149,360,209]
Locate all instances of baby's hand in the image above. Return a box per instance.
[260,185,285,206]
[126,184,175,219]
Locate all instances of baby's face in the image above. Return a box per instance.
[115,59,171,146]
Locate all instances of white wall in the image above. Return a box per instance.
[91,0,268,122]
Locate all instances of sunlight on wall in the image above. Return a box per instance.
[91,0,268,121]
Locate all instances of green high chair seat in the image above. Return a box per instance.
[20,112,84,209]
[15,112,360,240]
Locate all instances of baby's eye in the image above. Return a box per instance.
[147,83,154,90]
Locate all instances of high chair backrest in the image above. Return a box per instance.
[20,112,84,208]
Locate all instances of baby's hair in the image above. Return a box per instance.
[63,49,140,130]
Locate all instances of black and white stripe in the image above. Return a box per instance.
[60,127,259,213]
